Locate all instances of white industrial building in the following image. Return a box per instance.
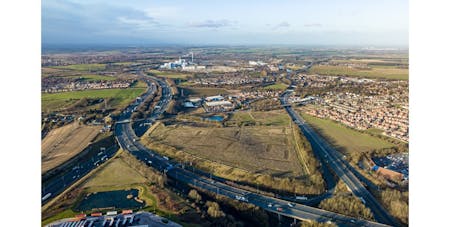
[205,95,224,102]
[204,100,232,107]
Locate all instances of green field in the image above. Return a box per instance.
[179,87,230,97]
[83,158,148,189]
[131,80,148,88]
[42,87,146,112]
[148,70,190,79]
[263,83,289,90]
[111,62,136,66]
[52,74,117,81]
[299,112,395,154]
[52,63,107,71]
[308,65,408,80]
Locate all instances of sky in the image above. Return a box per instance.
[42,0,408,47]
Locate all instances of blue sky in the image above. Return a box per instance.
[42,0,408,46]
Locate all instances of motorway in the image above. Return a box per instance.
[280,91,400,226]
[41,145,118,204]
[114,74,392,227]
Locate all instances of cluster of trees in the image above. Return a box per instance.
[188,189,202,203]
[131,85,162,120]
[165,78,179,96]
[379,188,408,224]
[318,195,374,220]
[186,189,241,225]
[250,98,282,111]
[206,201,225,218]
[293,125,326,191]
[214,194,270,227]
[252,173,324,195]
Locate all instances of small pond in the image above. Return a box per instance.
[75,189,145,211]
[203,115,224,122]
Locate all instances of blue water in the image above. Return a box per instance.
[204,115,224,122]
[75,189,144,211]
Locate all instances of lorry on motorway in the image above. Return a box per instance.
[75,214,87,220]
[91,212,102,217]
[359,197,366,205]
[295,196,308,200]
[42,193,52,201]
[121,210,133,214]
[106,211,117,216]
[235,195,248,202]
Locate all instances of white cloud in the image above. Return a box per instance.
[187,19,235,28]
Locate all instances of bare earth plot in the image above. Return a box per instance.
[42,122,101,173]
[149,123,306,177]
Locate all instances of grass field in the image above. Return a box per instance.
[178,86,230,97]
[47,74,117,81]
[308,65,408,80]
[148,125,304,176]
[83,157,148,189]
[331,58,408,65]
[148,70,190,79]
[131,80,148,88]
[111,62,136,66]
[299,112,395,154]
[147,110,307,177]
[42,122,101,173]
[52,64,107,71]
[143,110,325,194]
[42,87,146,112]
[263,83,289,90]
